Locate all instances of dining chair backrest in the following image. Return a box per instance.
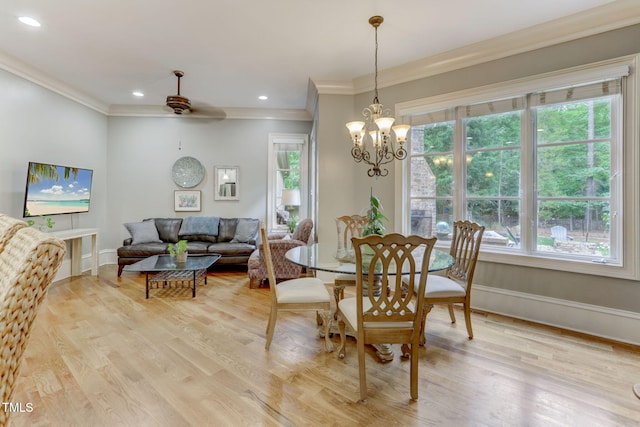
[446,220,485,290]
[260,223,279,305]
[335,215,367,259]
[352,233,437,336]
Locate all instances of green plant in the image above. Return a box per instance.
[362,191,388,236]
[168,239,188,256]
[287,216,299,234]
[26,215,55,231]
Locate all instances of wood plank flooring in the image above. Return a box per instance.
[7,266,640,426]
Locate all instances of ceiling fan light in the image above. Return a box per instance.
[166,94,191,114]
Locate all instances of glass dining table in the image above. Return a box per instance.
[285,242,454,362]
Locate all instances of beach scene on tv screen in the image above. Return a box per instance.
[25,163,92,216]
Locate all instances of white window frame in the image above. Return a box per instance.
[396,55,639,280]
[267,133,309,231]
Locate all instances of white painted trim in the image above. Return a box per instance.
[472,284,640,346]
[108,105,311,121]
[315,0,640,96]
[0,51,109,114]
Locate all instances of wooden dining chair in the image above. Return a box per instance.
[336,233,437,401]
[333,215,367,318]
[408,220,485,345]
[260,222,333,352]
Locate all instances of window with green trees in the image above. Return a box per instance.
[407,76,623,265]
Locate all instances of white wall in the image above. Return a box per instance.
[0,68,108,277]
[105,116,311,253]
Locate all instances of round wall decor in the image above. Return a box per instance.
[172,156,205,188]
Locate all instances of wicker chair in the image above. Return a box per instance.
[0,214,27,254]
[247,219,314,289]
[0,223,66,426]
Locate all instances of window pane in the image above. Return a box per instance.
[410,155,453,198]
[537,142,610,197]
[467,199,520,247]
[421,122,454,154]
[537,200,610,257]
[536,99,612,144]
[466,150,520,197]
[465,111,521,149]
[410,199,453,239]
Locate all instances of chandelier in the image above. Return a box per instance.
[346,16,410,178]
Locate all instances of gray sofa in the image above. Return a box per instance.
[117,216,259,276]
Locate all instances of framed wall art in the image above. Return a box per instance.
[214,166,239,201]
[174,190,201,211]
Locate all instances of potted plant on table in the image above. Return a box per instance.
[363,191,387,237]
[361,191,388,273]
[168,239,188,264]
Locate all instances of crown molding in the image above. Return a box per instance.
[0,50,109,114]
[315,0,640,96]
[108,104,311,121]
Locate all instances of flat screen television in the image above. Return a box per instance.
[23,161,93,217]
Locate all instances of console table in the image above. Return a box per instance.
[50,228,99,276]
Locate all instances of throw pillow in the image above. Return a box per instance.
[217,218,238,242]
[178,216,220,242]
[153,218,183,243]
[231,218,259,243]
[124,220,162,245]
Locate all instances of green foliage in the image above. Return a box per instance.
[419,98,612,236]
[363,192,388,236]
[287,216,298,233]
[26,215,55,230]
[168,240,188,256]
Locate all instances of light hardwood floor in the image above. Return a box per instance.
[8,266,640,426]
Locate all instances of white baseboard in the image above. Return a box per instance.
[53,249,117,282]
[472,284,640,346]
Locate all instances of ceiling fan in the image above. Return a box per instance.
[164,70,226,119]
[166,70,192,114]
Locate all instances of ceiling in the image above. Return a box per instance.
[0,0,637,117]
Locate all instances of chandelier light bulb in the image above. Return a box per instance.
[392,124,411,144]
[375,117,395,136]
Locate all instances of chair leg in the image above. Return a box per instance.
[333,284,345,320]
[357,338,367,402]
[249,277,257,289]
[337,318,347,359]
[410,336,420,401]
[265,307,278,350]
[319,310,333,352]
[463,303,473,339]
[447,304,456,323]
[419,304,434,346]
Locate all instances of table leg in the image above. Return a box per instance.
[192,270,196,297]
[145,272,150,299]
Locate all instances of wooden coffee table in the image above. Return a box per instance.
[124,254,220,298]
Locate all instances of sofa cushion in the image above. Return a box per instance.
[231,218,259,243]
[218,218,238,242]
[153,218,183,243]
[117,242,167,257]
[124,220,162,245]
[208,242,256,256]
[179,216,220,242]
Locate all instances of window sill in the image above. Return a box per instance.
[475,247,634,280]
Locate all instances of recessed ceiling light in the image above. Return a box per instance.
[258,95,268,101]
[18,16,41,27]
[132,91,144,97]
